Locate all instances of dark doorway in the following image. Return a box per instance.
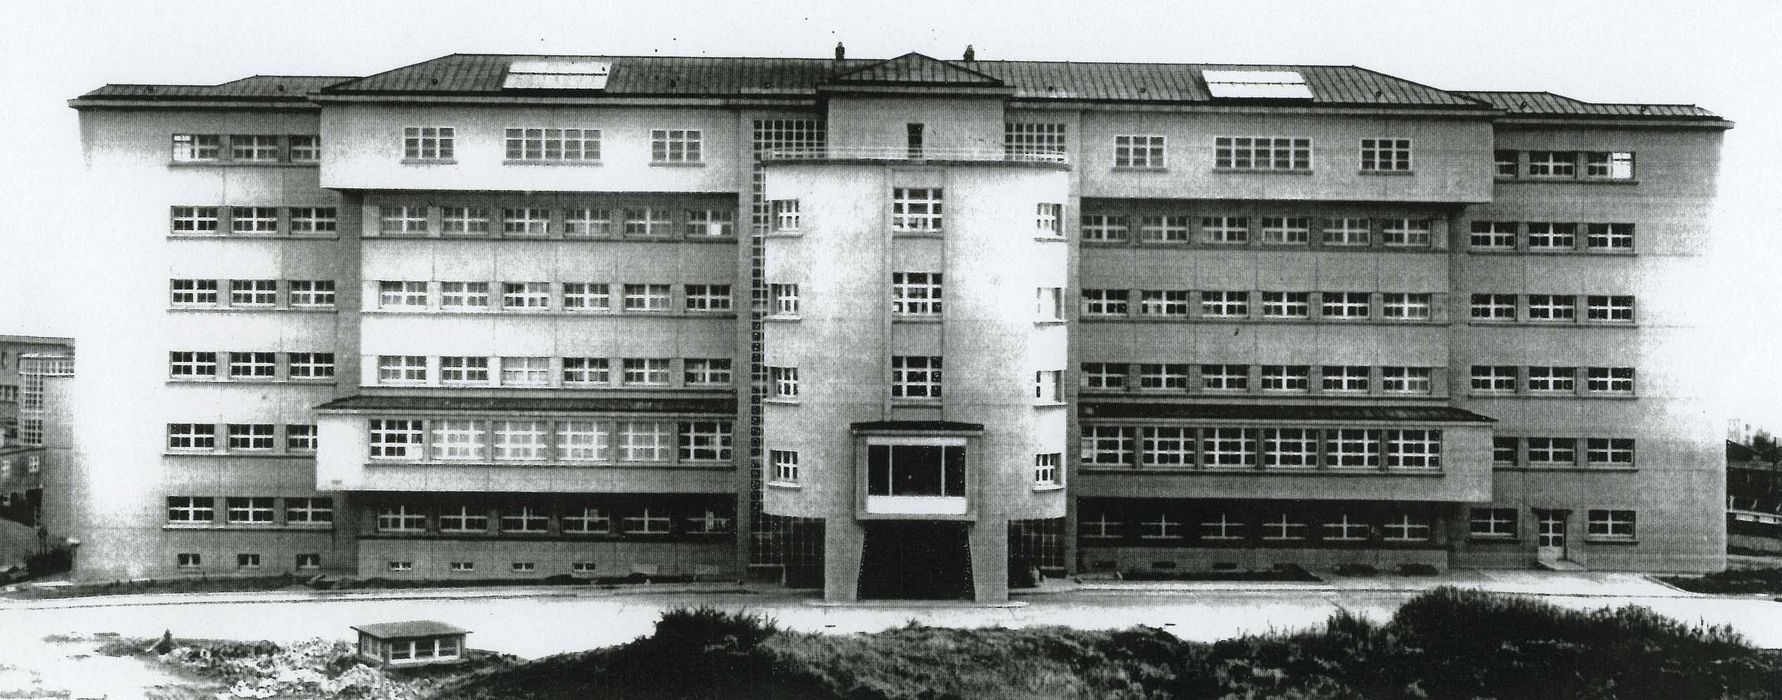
[857,521,972,600]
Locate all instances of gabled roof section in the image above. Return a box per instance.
[74,75,355,103]
[1459,91,1721,119]
[826,52,1004,86]
[322,54,857,97]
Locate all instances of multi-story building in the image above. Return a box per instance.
[0,337,73,442]
[0,352,75,526]
[68,50,1729,601]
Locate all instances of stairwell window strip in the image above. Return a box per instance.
[892,188,943,232]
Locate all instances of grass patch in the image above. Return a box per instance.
[436,589,1782,699]
[1661,567,1782,595]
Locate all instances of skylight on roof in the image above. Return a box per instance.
[1202,70,1314,99]
[503,59,611,90]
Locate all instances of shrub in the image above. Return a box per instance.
[24,546,72,578]
[1331,563,1377,577]
[1396,563,1439,577]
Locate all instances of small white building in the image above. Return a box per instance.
[351,620,468,666]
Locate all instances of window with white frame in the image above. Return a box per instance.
[1261,291,1310,319]
[492,420,548,461]
[1584,152,1635,180]
[1526,294,1576,321]
[1382,513,1432,541]
[167,496,215,524]
[1216,136,1311,171]
[1201,216,1249,244]
[771,199,800,232]
[1470,294,1517,321]
[287,135,320,162]
[438,282,489,310]
[1200,512,1244,541]
[1586,438,1635,467]
[1033,369,1064,402]
[1494,150,1519,177]
[562,283,610,312]
[622,208,670,237]
[557,421,610,462]
[685,284,732,312]
[1260,512,1308,541]
[1080,214,1129,242]
[286,424,318,452]
[1493,437,1519,465]
[1081,289,1129,316]
[1136,290,1189,317]
[684,358,732,386]
[1322,514,1369,541]
[1005,122,1067,157]
[892,188,944,232]
[168,423,216,451]
[1382,293,1433,320]
[380,206,429,235]
[1527,366,1576,393]
[430,419,488,461]
[1470,508,1517,538]
[1381,219,1432,247]
[1080,511,1123,539]
[1585,366,1635,394]
[230,135,280,162]
[1201,290,1249,318]
[621,358,670,386]
[1035,287,1064,321]
[1471,365,1517,393]
[678,422,733,462]
[1137,363,1190,391]
[564,208,612,237]
[1141,426,1193,466]
[1257,216,1311,245]
[1081,426,1134,466]
[623,507,673,535]
[227,352,276,379]
[282,207,335,235]
[771,449,800,483]
[1526,437,1576,464]
[231,279,278,306]
[296,553,322,569]
[618,421,672,462]
[1322,366,1369,392]
[368,420,424,460]
[1080,362,1127,390]
[378,355,428,384]
[287,352,334,379]
[498,357,550,386]
[650,129,702,163]
[1264,428,1318,468]
[684,209,735,238]
[286,497,332,524]
[1586,295,1634,323]
[1036,203,1065,238]
[769,366,798,399]
[1586,223,1634,251]
[177,553,203,569]
[1260,365,1310,392]
[439,356,490,384]
[225,496,275,523]
[684,509,733,535]
[1323,217,1371,246]
[1139,512,1185,540]
[171,134,221,162]
[1033,452,1062,486]
[890,273,945,316]
[1527,222,1576,250]
[1320,292,1370,319]
[1326,429,1381,468]
[1587,509,1635,538]
[1201,364,1248,391]
[1381,367,1432,394]
[1114,135,1165,168]
[171,279,219,306]
[622,284,672,312]
[170,351,218,379]
[230,207,280,234]
[440,207,490,236]
[501,282,552,310]
[562,506,611,534]
[1386,430,1441,469]
[288,280,335,307]
[239,553,263,568]
[891,356,943,399]
[1470,221,1517,250]
[770,283,800,317]
[1138,215,1191,243]
[438,505,489,533]
[1360,138,1412,171]
[1526,151,1576,178]
[501,505,549,533]
[378,281,429,309]
[376,505,426,532]
[504,127,601,161]
[403,127,455,160]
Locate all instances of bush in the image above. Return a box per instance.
[1395,563,1439,577]
[1331,563,1378,577]
[24,546,72,578]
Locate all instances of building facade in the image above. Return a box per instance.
[68,51,1729,601]
[0,337,74,444]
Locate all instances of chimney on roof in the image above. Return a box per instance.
[835,42,845,61]
[963,44,976,61]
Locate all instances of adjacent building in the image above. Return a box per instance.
[68,50,1729,601]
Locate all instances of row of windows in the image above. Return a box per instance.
[1468,294,1635,323]
[166,423,316,453]
[170,279,335,309]
[765,448,1065,489]
[169,351,334,381]
[175,552,324,571]
[1468,221,1635,252]
[371,281,733,314]
[1080,506,1438,543]
[367,418,734,464]
[1469,507,1636,539]
[1492,437,1637,467]
[1078,363,1437,394]
[166,496,333,525]
[1079,214,1436,248]
[372,501,733,536]
[765,357,944,401]
[1495,150,1636,181]
[1111,135,1414,173]
[372,204,735,239]
[171,134,319,164]
[1081,426,1444,470]
[1469,366,1635,395]
[371,356,732,389]
[169,206,337,236]
[1079,290,1444,321]
[402,126,702,164]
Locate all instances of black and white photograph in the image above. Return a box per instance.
[1,0,1779,697]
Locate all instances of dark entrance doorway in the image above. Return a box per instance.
[857,522,973,600]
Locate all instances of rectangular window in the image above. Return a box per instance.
[368,420,424,460]
[403,126,455,160]
[1035,287,1065,321]
[1323,217,1371,246]
[1586,438,1635,467]
[1527,151,1576,178]
[431,419,488,461]
[227,352,276,379]
[167,496,215,524]
[1215,136,1311,170]
[286,207,337,234]
[1264,428,1318,469]
[1201,216,1249,244]
[1470,221,1518,250]
[651,129,703,163]
[684,358,732,386]
[500,282,551,310]
[562,282,610,312]
[1527,294,1576,322]
[1080,215,1129,242]
[1495,150,1519,177]
[1036,203,1065,238]
[377,355,428,384]
[1381,219,1432,247]
[177,553,203,569]
[1383,514,1433,542]
[492,420,548,461]
[564,208,612,237]
[230,135,280,162]
[1081,289,1129,317]
[1493,437,1519,465]
[500,356,552,386]
[1080,362,1128,390]
[296,553,322,569]
[1322,366,1369,392]
[1584,152,1635,180]
[1586,366,1635,394]
[501,506,549,533]
[1259,216,1311,245]
[770,283,801,317]
[438,206,490,236]
[1005,122,1067,157]
[618,421,672,462]
[288,135,320,162]
[1140,426,1193,467]
[1587,509,1636,538]
[1136,363,1190,391]
[168,423,217,451]
[1201,364,1248,391]
[1138,215,1191,243]
[286,424,318,452]
[622,284,672,312]
[771,449,800,483]
[1201,291,1249,318]
[287,280,336,308]
[1527,437,1577,465]
[1586,295,1635,323]
[438,281,490,310]
[171,134,221,162]
[170,279,219,306]
[1471,366,1518,393]
[1136,290,1189,317]
[622,208,670,237]
[678,421,733,462]
[1322,515,1368,542]
[169,351,218,379]
[1527,366,1577,393]
[1586,223,1635,251]
[1034,369,1064,402]
[563,507,611,534]
[621,358,670,386]
[1326,429,1381,468]
[379,206,429,235]
[504,127,601,161]
[1470,294,1517,321]
[1081,426,1134,466]
[1202,428,1258,467]
[623,507,674,535]
[378,281,429,309]
[769,366,799,399]
[1320,292,1370,319]
[286,352,335,379]
[557,421,610,462]
[438,506,489,533]
[1114,135,1165,168]
[891,356,943,399]
[1382,293,1433,321]
[1360,138,1412,171]
[683,284,732,312]
[892,188,944,232]
[440,356,491,384]
[226,496,275,523]
[891,273,943,315]
[560,357,610,386]
[230,279,278,307]
[1386,430,1441,469]
[771,199,800,232]
[230,207,280,234]
[1260,365,1310,392]
[684,209,735,238]
[1527,222,1577,250]
[286,497,332,525]
[1033,453,1062,485]
[1380,367,1433,394]
[1261,291,1310,319]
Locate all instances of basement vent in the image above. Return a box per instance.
[1202,70,1314,99]
[503,59,612,90]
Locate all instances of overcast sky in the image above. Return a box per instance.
[4,0,1778,433]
